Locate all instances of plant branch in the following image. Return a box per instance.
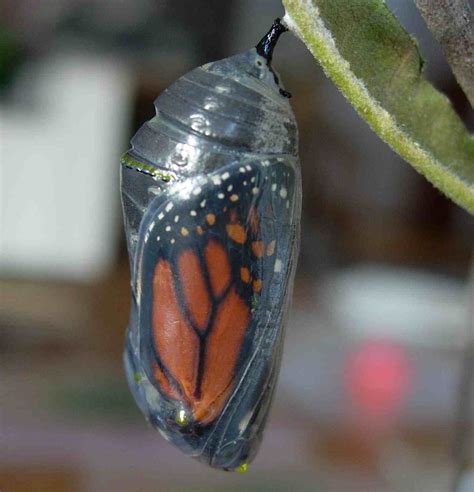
[282,0,474,215]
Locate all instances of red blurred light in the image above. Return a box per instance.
[345,340,412,417]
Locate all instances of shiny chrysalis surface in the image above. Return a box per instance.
[121,19,301,471]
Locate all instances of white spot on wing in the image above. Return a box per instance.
[274,259,282,273]
[165,202,174,212]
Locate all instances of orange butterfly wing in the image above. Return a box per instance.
[152,241,251,424]
[152,259,199,400]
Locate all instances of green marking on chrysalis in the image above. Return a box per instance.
[121,153,175,183]
[133,372,143,384]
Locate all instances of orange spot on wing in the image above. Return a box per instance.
[205,240,231,297]
[251,241,265,258]
[192,287,250,423]
[240,267,251,283]
[196,226,204,235]
[226,224,247,244]
[206,214,216,225]
[178,251,211,331]
[153,260,199,398]
[252,279,262,293]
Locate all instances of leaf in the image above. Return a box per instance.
[282,0,474,215]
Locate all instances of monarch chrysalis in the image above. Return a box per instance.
[121,19,301,472]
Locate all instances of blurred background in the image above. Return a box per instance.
[1,1,473,491]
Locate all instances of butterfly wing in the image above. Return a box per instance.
[125,156,301,469]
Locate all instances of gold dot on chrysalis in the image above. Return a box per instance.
[236,463,248,474]
[175,408,189,426]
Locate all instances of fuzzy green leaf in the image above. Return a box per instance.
[283,0,474,214]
